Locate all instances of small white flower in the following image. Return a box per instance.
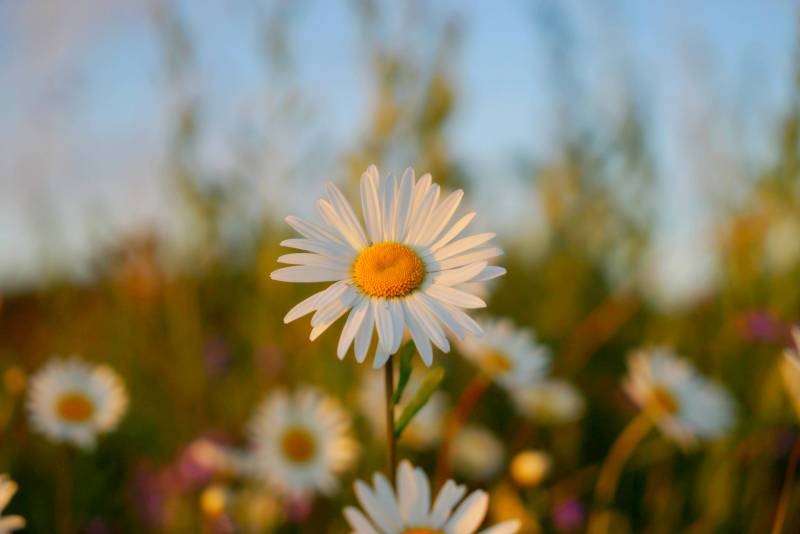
[271,166,505,368]
[457,318,549,393]
[623,348,735,448]
[27,357,128,450]
[344,460,520,534]
[512,379,584,425]
[780,327,800,420]
[0,475,25,533]
[359,371,448,450]
[249,387,358,497]
[452,425,505,481]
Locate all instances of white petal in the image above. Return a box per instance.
[436,247,503,270]
[285,215,343,244]
[355,309,375,363]
[406,184,440,245]
[344,506,379,534]
[430,480,466,528]
[407,294,450,352]
[337,297,369,359]
[429,261,487,286]
[361,169,383,244]
[270,266,349,283]
[420,189,463,246]
[379,173,396,242]
[444,490,489,534]
[419,292,466,340]
[433,233,496,262]
[397,460,418,522]
[431,212,476,251]
[393,168,415,242]
[277,253,348,268]
[426,285,486,309]
[374,300,395,353]
[318,199,365,251]
[438,302,483,336]
[402,300,434,366]
[280,238,355,261]
[373,346,392,369]
[472,266,506,282]
[354,480,403,533]
[409,467,432,525]
[389,299,405,353]
[284,290,325,323]
[326,181,369,247]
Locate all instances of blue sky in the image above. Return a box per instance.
[0,0,797,289]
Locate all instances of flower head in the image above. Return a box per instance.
[452,425,505,481]
[623,348,735,448]
[27,357,128,450]
[457,318,549,393]
[249,387,358,497]
[344,460,520,534]
[0,475,24,533]
[271,166,505,368]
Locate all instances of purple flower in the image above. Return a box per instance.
[553,498,585,531]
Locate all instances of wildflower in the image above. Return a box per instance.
[512,379,584,425]
[27,357,128,450]
[344,460,520,533]
[623,348,734,447]
[272,166,505,368]
[452,425,505,481]
[249,387,358,497]
[457,318,549,394]
[509,450,550,488]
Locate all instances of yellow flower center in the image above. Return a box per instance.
[352,242,425,298]
[280,427,317,463]
[648,386,679,415]
[481,350,513,374]
[403,530,443,534]
[55,391,95,423]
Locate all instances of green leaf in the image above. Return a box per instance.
[392,341,416,405]
[394,367,445,439]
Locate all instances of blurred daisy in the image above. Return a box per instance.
[512,379,584,425]
[452,425,505,481]
[780,327,800,420]
[27,357,128,450]
[623,348,735,447]
[344,460,520,534]
[0,475,24,533]
[359,371,448,449]
[271,166,505,368]
[249,387,358,497]
[457,318,549,393]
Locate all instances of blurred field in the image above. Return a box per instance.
[2,2,800,533]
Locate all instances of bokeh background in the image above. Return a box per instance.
[2,1,800,532]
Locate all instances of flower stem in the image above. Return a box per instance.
[771,435,800,534]
[384,357,397,485]
[588,412,652,534]
[435,373,490,486]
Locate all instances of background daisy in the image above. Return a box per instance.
[249,387,358,497]
[271,166,505,368]
[452,425,505,481]
[344,460,520,534]
[457,318,550,393]
[27,357,128,450]
[512,379,585,425]
[623,348,735,448]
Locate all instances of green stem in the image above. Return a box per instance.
[384,357,397,485]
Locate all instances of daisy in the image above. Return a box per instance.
[344,460,520,534]
[623,348,735,448]
[271,166,505,368]
[359,371,448,449]
[0,475,24,533]
[249,387,358,497]
[457,318,549,393]
[27,357,128,450]
[512,379,584,425]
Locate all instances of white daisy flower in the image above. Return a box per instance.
[0,475,25,533]
[457,318,549,393]
[452,425,505,482]
[271,166,506,368]
[780,327,800,420]
[249,387,358,497]
[344,460,520,534]
[512,379,584,425]
[359,371,448,450]
[27,357,128,450]
[623,348,735,448]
